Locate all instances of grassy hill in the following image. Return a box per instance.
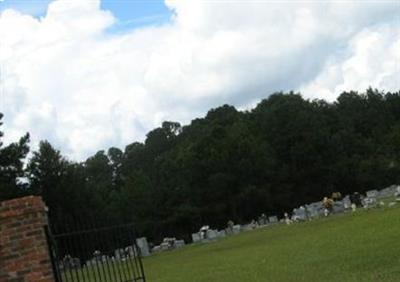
[143,205,400,282]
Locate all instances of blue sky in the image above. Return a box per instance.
[0,0,172,30]
[102,0,171,30]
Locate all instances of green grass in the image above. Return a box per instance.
[143,205,400,282]
[62,204,400,281]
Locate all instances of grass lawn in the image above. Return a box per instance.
[143,205,400,282]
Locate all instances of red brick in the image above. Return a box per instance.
[0,196,54,282]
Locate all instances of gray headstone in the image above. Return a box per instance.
[377,187,394,199]
[293,207,307,221]
[114,248,124,260]
[366,190,378,198]
[332,201,345,213]
[175,240,185,248]
[307,206,318,218]
[232,225,241,234]
[342,196,352,209]
[125,245,136,257]
[241,224,253,231]
[152,245,161,253]
[192,233,201,243]
[268,216,278,223]
[206,229,218,240]
[395,186,400,199]
[363,197,377,208]
[218,230,226,238]
[136,237,150,257]
[160,242,170,251]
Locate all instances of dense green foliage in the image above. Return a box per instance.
[0,113,30,200]
[1,89,399,242]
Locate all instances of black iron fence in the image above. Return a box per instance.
[46,222,146,282]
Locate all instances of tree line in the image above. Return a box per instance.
[1,89,399,242]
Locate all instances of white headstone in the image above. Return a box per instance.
[136,237,150,257]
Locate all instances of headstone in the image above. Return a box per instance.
[284,212,292,225]
[199,225,209,239]
[332,201,345,213]
[342,196,352,210]
[174,240,185,248]
[192,233,201,243]
[377,186,397,199]
[114,248,124,260]
[160,242,170,251]
[226,220,234,233]
[366,190,379,198]
[206,229,218,240]
[125,246,136,257]
[258,213,267,225]
[388,202,397,208]
[232,225,241,234]
[241,224,253,231]
[152,245,161,253]
[350,193,362,207]
[306,203,322,219]
[218,230,226,238]
[225,227,233,236]
[395,186,400,201]
[136,237,150,257]
[293,207,307,221]
[363,197,377,209]
[268,216,278,223]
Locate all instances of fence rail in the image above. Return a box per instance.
[46,221,146,282]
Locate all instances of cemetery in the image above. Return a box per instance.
[141,185,400,281]
[54,185,400,281]
[0,1,398,280]
[139,185,400,256]
[51,184,400,281]
[4,182,388,282]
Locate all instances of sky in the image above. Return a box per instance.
[0,0,399,160]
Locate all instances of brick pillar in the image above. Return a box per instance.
[0,196,55,282]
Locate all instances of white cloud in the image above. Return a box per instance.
[0,0,399,160]
[301,22,400,101]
